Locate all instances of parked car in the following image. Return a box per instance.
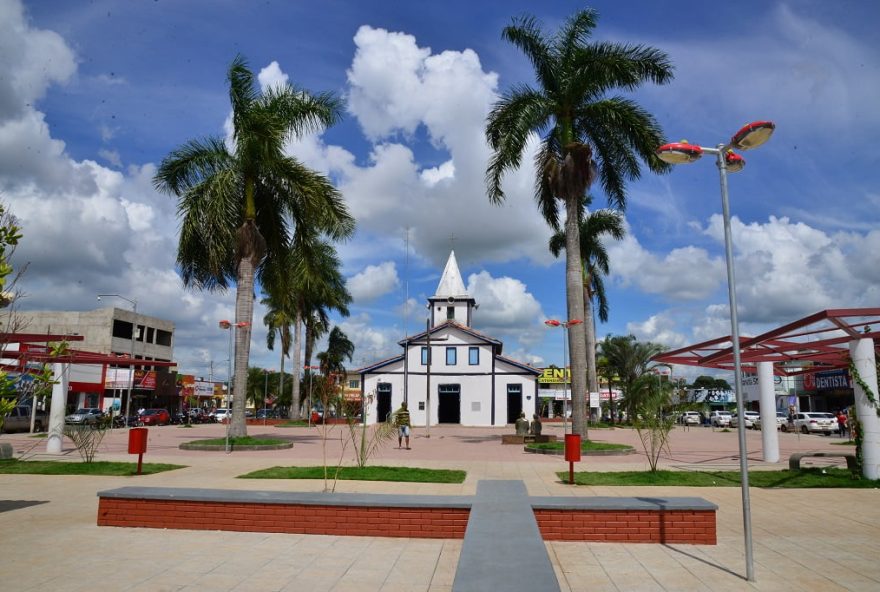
[65,408,104,426]
[677,411,701,426]
[138,408,171,426]
[187,408,211,423]
[211,408,231,422]
[709,410,732,427]
[730,411,760,429]
[754,411,787,431]
[2,406,47,433]
[791,412,836,435]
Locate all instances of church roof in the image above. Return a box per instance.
[433,250,468,298]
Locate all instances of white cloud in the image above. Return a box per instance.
[257,61,289,91]
[348,261,400,302]
[626,314,688,349]
[98,148,122,168]
[467,271,545,350]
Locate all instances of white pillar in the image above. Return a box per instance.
[45,362,69,454]
[850,338,880,479]
[757,362,780,462]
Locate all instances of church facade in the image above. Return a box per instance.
[359,251,540,427]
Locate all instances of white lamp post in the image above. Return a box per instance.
[545,319,583,434]
[97,294,137,427]
[219,320,248,453]
[657,120,775,583]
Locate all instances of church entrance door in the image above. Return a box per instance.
[438,384,460,423]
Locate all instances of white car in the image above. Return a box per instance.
[754,411,787,430]
[790,412,836,435]
[211,408,232,423]
[730,411,760,429]
[678,411,702,426]
[709,411,732,427]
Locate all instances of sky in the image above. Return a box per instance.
[2,0,878,383]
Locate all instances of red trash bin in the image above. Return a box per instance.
[564,434,581,461]
[128,427,148,475]
[128,427,148,454]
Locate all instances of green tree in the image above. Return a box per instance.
[598,335,666,420]
[317,326,355,381]
[485,9,672,436]
[154,56,354,437]
[629,373,675,471]
[549,201,624,395]
[262,239,350,419]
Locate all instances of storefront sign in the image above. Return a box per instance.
[803,369,851,391]
[539,367,570,384]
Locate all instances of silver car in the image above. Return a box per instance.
[754,411,787,430]
[792,412,836,435]
[65,408,104,426]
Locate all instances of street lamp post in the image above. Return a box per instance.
[263,369,270,426]
[545,319,583,434]
[219,320,249,454]
[304,366,320,427]
[657,120,775,583]
[97,294,137,427]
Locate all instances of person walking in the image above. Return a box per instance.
[394,401,412,449]
[837,410,848,438]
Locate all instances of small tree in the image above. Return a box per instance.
[343,390,395,468]
[630,374,675,471]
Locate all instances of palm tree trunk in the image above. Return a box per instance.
[565,194,589,438]
[583,280,599,394]
[278,340,285,415]
[230,257,255,438]
[290,311,303,420]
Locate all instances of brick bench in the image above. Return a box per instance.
[789,452,857,471]
[532,496,718,545]
[97,482,717,549]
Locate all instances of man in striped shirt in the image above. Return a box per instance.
[394,402,412,449]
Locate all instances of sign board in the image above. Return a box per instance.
[803,369,851,391]
[539,367,570,384]
[589,392,600,408]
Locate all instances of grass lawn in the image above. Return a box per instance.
[185,436,288,446]
[274,421,310,428]
[528,440,633,452]
[0,459,186,476]
[239,465,466,483]
[559,467,879,488]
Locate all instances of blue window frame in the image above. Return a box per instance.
[421,346,430,365]
[469,346,479,365]
[446,347,457,365]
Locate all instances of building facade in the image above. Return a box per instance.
[359,251,540,427]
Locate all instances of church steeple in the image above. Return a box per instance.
[428,251,477,328]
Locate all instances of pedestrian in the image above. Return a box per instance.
[837,410,848,438]
[394,401,411,449]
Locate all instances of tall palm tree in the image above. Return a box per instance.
[317,326,355,407]
[263,239,350,420]
[262,290,294,418]
[549,200,624,395]
[486,9,672,437]
[599,335,666,420]
[154,55,354,437]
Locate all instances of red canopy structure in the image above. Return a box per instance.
[652,308,880,376]
[1,332,176,369]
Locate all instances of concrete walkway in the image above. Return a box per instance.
[1,423,878,591]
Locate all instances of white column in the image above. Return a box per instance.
[850,338,880,479]
[45,362,69,454]
[757,362,780,462]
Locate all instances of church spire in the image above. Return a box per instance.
[434,250,467,297]
[429,251,476,328]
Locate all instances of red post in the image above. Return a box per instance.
[564,434,581,485]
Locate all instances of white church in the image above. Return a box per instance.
[359,251,541,427]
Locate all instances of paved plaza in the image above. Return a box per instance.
[1,423,878,591]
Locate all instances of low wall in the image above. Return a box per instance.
[97,487,716,546]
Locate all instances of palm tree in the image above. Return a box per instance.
[317,326,355,415]
[154,55,354,437]
[262,239,350,420]
[549,200,624,395]
[262,291,294,418]
[599,335,666,420]
[485,9,672,437]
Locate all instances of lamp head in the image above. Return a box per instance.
[725,151,746,173]
[656,140,703,164]
[218,320,231,329]
[565,319,584,327]
[730,121,775,150]
[544,319,561,327]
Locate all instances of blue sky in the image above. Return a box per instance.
[2,0,878,382]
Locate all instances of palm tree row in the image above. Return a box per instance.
[155,55,355,437]
[485,8,673,437]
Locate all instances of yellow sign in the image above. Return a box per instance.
[539,367,570,384]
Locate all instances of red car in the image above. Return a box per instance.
[138,408,171,426]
